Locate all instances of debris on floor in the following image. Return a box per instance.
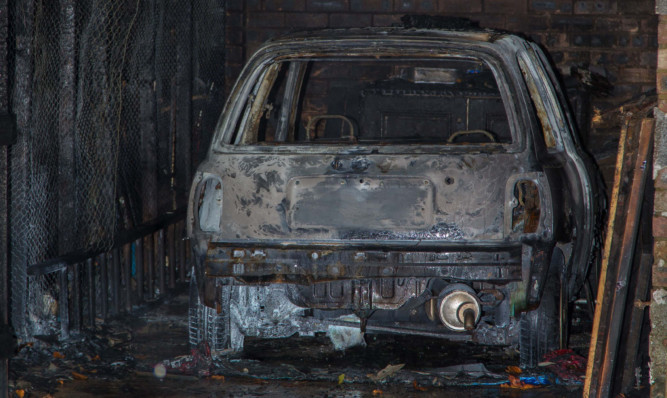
[8,292,587,397]
[540,348,587,384]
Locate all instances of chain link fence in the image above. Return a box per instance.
[9,0,225,339]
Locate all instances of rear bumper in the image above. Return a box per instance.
[203,240,523,284]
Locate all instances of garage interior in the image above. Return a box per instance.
[0,0,666,397]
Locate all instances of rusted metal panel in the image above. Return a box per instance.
[205,245,522,286]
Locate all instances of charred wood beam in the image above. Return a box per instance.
[140,0,158,222]
[57,0,76,254]
[9,0,35,343]
[175,0,192,207]
[0,0,10,394]
[86,258,95,328]
[155,0,172,214]
[135,237,144,304]
[584,118,655,398]
[157,229,165,295]
[72,263,82,333]
[99,253,108,320]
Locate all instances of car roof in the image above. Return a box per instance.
[265,26,516,46]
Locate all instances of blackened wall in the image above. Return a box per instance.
[226,0,657,106]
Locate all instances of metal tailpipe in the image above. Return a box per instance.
[437,284,481,331]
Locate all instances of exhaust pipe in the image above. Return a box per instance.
[437,284,481,332]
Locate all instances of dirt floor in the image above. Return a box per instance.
[7,287,628,397]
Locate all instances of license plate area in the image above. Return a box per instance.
[286,176,434,230]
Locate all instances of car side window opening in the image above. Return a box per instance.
[241,57,513,145]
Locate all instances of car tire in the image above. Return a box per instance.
[188,268,233,354]
[519,273,560,368]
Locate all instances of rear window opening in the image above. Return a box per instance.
[233,57,513,146]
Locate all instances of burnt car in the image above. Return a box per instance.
[187,26,601,367]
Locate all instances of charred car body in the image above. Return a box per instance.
[187,26,600,367]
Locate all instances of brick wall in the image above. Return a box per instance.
[653,10,667,396]
[225,0,657,112]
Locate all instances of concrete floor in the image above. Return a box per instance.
[7,290,616,397]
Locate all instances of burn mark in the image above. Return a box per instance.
[254,170,284,193]
[341,222,464,241]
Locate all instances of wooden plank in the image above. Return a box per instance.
[175,1,192,207]
[123,244,132,312]
[584,118,654,397]
[135,238,144,304]
[86,258,95,327]
[157,229,166,295]
[140,0,158,222]
[99,254,108,319]
[168,223,175,289]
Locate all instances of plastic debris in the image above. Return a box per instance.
[367,363,405,382]
[372,389,383,396]
[15,389,25,398]
[327,321,366,351]
[501,374,539,389]
[541,349,586,384]
[413,380,427,391]
[71,371,88,381]
[52,351,65,359]
[436,363,504,379]
[338,374,345,384]
[153,363,167,379]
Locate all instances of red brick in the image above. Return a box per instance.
[395,0,438,12]
[246,28,284,51]
[655,216,667,238]
[474,14,507,30]
[246,0,263,11]
[658,99,667,114]
[226,0,244,11]
[225,27,244,46]
[265,0,307,11]
[247,12,286,28]
[506,15,550,31]
[551,15,594,30]
[656,191,667,213]
[226,11,244,27]
[329,13,372,27]
[573,0,616,14]
[654,269,667,288]
[640,16,659,33]
[656,168,667,190]
[306,0,349,12]
[372,14,403,27]
[656,240,667,262]
[438,0,482,13]
[529,0,573,13]
[658,72,667,96]
[350,0,393,12]
[285,12,328,28]
[226,46,244,64]
[485,0,526,13]
[659,18,667,45]
[618,0,655,15]
[618,67,656,84]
